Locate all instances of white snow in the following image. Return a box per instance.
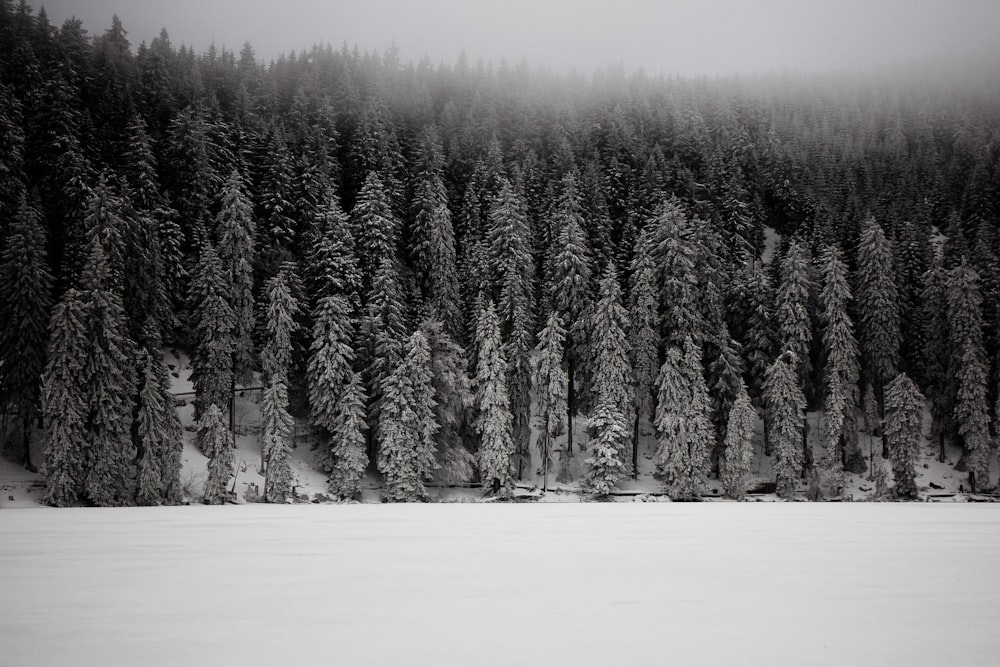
[2,504,999,666]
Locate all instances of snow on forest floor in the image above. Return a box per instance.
[1,503,999,666]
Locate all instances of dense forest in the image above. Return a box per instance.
[2,2,1000,505]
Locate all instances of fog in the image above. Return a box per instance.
[40,0,1000,76]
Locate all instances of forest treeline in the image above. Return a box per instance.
[1,2,999,505]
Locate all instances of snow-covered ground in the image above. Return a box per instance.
[1,504,998,666]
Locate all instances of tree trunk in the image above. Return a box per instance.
[938,431,946,463]
[21,410,35,473]
[542,429,549,493]
[566,359,575,459]
[632,413,640,480]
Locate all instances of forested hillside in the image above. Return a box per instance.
[2,2,999,505]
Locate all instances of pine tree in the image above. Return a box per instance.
[307,188,362,309]
[217,169,256,385]
[589,261,632,472]
[352,171,398,297]
[551,173,593,463]
[422,319,476,485]
[763,350,807,499]
[79,238,138,506]
[532,312,568,490]
[948,260,991,491]
[328,370,369,500]
[378,331,439,502]
[189,243,235,421]
[922,257,951,462]
[41,289,89,507]
[262,271,299,385]
[410,126,461,333]
[200,403,232,505]
[721,380,756,500]
[135,349,183,506]
[775,239,813,396]
[819,246,861,484]
[627,226,661,471]
[583,400,629,498]
[884,372,925,499]
[261,380,294,503]
[654,200,706,347]
[857,219,901,392]
[741,260,777,405]
[654,339,714,499]
[308,295,357,463]
[366,256,408,454]
[0,195,52,470]
[475,302,515,492]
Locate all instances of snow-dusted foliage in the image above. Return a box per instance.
[200,404,233,505]
[189,242,234,420]
[262,381,294,503]
[654,338,713,500]
[857,219,901,389]
[135,349,183,506]
[583,400,630,498]
[474,302,514,492]
[378,331,439,502]
[421,319,475,485]
[884,373,925,499]
[721,381,756,500]
[775,239,812,395]
[763,350,806,499]
[532,312,568,487]
[216,169,256,385]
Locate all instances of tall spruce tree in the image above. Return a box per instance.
[135,349,183,505]
[589,261,632,472]
[378,330,439,502]
[41,289,90,506]
[775,239,813,397]
[308,188,362,309]
[0,196,52,470]
[922,257,952,462]
[583,399,629,498]
[627,226,661,475]
[421,319,476,485]
[884,372,925,499]
[947,260,991,491]
[721,380,756,500]
[533,312,568,490]
[328,370,369,500]
[654,339,714,499]
[200,404,232,505]
[475,302,515,493]
[189,243,235,421]
[216,169,256,386]
[763,350,807,499]
[857,219,901,394]
[819,246,861,484]
[352,171,398,297]
[261,272,299,502]
[79,238,138,506]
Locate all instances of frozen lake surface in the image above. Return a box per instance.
[2,504,999,666]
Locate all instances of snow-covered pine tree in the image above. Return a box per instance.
[0,195,53,470]
[775,239,813,398]
[378,331,439,502]
[135,349,183,505]
[884,372,925,499]
[262,380,294,502]
[367,256,409,456]
[200,403,233,505]
[583,399,629,498]
[741,260,777,406]
[307,188,362,310]
[947,260,991,491]
[216,169,256,386]
[328,370,369,500]
[921,257,951,462]
[653,200,705,347]
[79,237,138,506]
[589,261,632,471]
[721,380,756,500]
[410,126,461,334]
[654,338,713,499]
[475,301,515,493]
[503,275,533,480]
[42,288,90,507]
[422,319,476,484]
[307,295,358,467]
[706,324,745,463]
[532,312,568,490]
[352,171,399,298]
[261,271,300,386]
[856,218,901,393]
[819,245,861,485]
[763,350,806,499]
[627,225,661,474]
[189,242,235,421]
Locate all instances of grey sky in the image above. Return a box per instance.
[41,0,1000,76]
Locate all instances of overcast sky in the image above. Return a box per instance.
[41,0,1000,76]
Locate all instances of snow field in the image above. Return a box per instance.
[2,503,999,666]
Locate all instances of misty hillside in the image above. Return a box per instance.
[2,3,1000,506]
